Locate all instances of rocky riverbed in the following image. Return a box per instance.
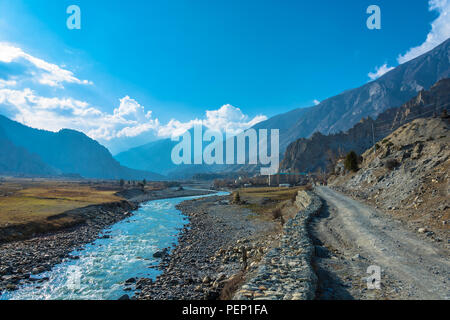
[0,188,212,294]
[134,195,279,300]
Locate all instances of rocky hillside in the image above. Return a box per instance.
[330,117,449,242]
[280,78,450,173]
[254,38,450,152]
[0,115,163,180]
[113,40,450,177]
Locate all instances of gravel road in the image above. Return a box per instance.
[311,186,449,300]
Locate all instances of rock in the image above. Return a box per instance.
[418,227,428,234]
[153,248,168,258]
[6,283,17,291]
[194,285,203,292]
[351,254,364,261]
[315,246,330,258]
[125,277,136,284]
[205,290,220,300]
[202,276,211,284]
[118,294,130,300]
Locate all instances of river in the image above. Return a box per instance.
[0,190,227,300]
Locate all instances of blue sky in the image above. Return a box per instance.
[0,0,448,153]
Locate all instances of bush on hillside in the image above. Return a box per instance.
[344,151,359,172]
[385,159,399,170]
[232,192,241,204]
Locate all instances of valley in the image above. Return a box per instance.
[0,37,449,301]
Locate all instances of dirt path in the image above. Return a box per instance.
[311,186,449,300]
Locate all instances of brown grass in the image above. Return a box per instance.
[237,186,304,217]
[219,271,245,300]
[0,179,122,227]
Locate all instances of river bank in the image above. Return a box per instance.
[0,187,212,294]
[134,195,280,300]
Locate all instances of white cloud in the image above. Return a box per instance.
[367,1,449,80]
[0,86,263,143]
[0,88,158,140]
[368,63,395,80]
[0,42,92,88]
[0,43,266,145]
[0,79,17,88]
[398,0,450,64]
[157,104,267,138]
[313,99,320,106]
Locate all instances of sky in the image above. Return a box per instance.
[0,0,448,154]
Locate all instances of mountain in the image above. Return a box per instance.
[280,78,450,173]
[114,39,450,178]
[115,138,178,176]
[0,126,58,176]
[330,116,449,239]
[255,38,450,152]
[0,115,163,180]
[115,126,221,177]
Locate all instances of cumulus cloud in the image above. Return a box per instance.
[0,83,264,143]
[368,63,395,80]
[0,87,158,140]
[157,104,267,138]
[398,0,450,64]
[313,99,320,106]
[0,43,266,146]
[0,42,92,87]
[0,79,17,88]
[367,1,449,80]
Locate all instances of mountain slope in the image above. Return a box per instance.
[0,115,163,180]
[115,138,177,175]
[255,38,450,152]
[330,116,449,242]
[0,126,58,176]
[114,39,450,178]
[280,78,450,173]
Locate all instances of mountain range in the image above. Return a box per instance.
[0,115,163,180]
[1,39,449,179]
[280,78,450,173]
[115,38,450,176]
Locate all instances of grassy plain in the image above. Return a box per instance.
[0,178,122,227]
[236,186,307,217]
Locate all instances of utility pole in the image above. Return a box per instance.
[372,122,376,154]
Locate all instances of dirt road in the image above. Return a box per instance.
[310,186,449,300]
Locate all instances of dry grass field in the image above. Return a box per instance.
[0,178,123,228]
[236,186,307,220]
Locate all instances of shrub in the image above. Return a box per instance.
[385,159,399,170]
[272,208,285,225]
[272,208,282,220]
[232,192,241,204]
[220,271,245,300]
[344,151,359,172]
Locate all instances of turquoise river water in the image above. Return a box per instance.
[0,190,227,300]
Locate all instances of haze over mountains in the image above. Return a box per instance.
[280,78,450,174]
[115,38,450,176]
[0,39,448,179]
[0,115,163,180]
[255,38,450,152]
